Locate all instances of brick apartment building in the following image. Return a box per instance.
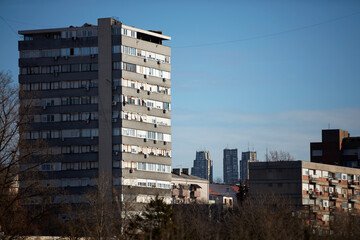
[311,129,360,168]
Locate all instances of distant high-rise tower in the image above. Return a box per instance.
[240,151,258,182]
[223,149,238,185]
[191,151,213,182]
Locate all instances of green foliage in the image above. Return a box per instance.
[129,196,173,239]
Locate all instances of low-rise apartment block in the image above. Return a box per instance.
[171,168,209,204]
[249,161,360,228]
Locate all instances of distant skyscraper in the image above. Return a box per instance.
[240,151,258,182]
[191,151,213,182]
[223,149,238,185]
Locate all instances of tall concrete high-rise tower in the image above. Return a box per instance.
[191,151,213,182]
[240,151,258,182]
[223,149,238,185]
[18,18,172,205]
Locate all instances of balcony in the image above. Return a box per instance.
[309,190,329,199]
[190,189,201,198]
[179,189,190,198]
[309,176,319,183]
[329,192,339,201]
[172,188,179,197]
[348,180,360,189]
[348,194,360,203]
[329,179,347,186]
[310,205,330,213]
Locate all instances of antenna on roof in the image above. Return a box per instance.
[248,142,249,151]
[328,123,330,129]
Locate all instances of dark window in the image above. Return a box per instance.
[61,65,70,73]
[81,64,90,72]
[71,64,80,72]
[91,63,98,71]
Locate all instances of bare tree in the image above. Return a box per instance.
[214,177,223,184]
[265,150,295,162]
[0,71,53,237]
[60,176,141,240]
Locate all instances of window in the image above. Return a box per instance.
[41,164,52,171]
[113,62,121,70]
[62,129,80,138]
[51,66,60,73]
[82,64,91,72]
[61,48,70,56]
[51,82,59,89]
[74,48,81,56]
[42,82,50,90]
[90,47,98,54]
[123,128,136,137]
[81,47,91,55]
[122,62,135,72]
[137,181,146,187]
[47,115,55,122]
[41,49,60,57]
[70,97,80,105]
[81,97,90,105]
[122,46,136,56]
[113,46,121,53]
[61,64,70,73]
[51,130,59,138]
[157,132,163,141]
[41,66,51,74]
[91,63,98,71]
[113,128,121,136]
[24,35,33,41]
[82,129,91,137]
[147,131,156,139]
[163,102,170,110]
[71,64,80,72]
[112,28,121,35]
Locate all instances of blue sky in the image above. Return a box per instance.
[1,0,360,180]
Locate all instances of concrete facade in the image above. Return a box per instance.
[191,151,213,183]
[223,149,238,185]
[249,161,360,228]
[18,18,172,205]
[171,168,209,204]
[240,151,258,182]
